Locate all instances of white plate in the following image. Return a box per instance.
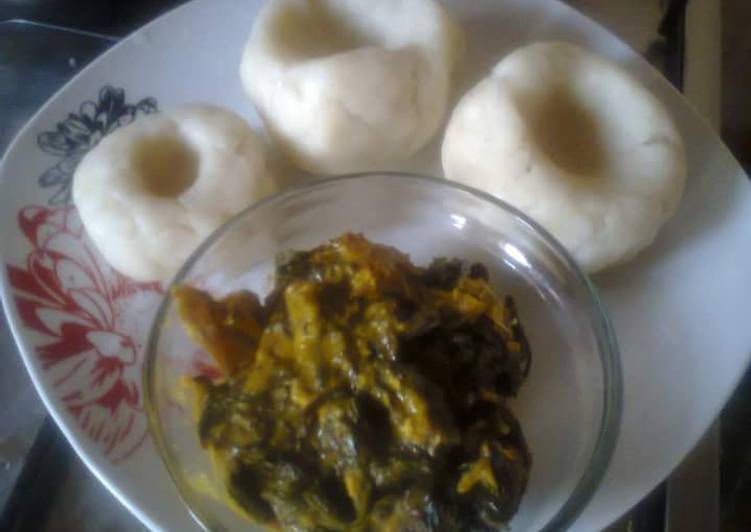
[1,0,749,530]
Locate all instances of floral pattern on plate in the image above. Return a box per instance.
[37,85,157,205]
[6,87,162,462]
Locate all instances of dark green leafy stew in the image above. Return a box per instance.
[174,233,532,531]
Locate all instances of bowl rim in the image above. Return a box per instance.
[143,171,623,532]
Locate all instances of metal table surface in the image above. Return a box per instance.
[0,0,740,530]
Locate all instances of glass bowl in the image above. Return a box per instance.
[144,172,622,531]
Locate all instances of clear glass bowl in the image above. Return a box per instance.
[144,172,622,531]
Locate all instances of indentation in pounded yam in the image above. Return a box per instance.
[132,135,199,197]
[269,1,366,61]
[521,85,608,179]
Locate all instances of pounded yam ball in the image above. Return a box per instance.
[442,42,686,272]
[241,0,463,175]
[73,104,276,282]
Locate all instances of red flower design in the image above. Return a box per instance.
[7,205,163,462]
